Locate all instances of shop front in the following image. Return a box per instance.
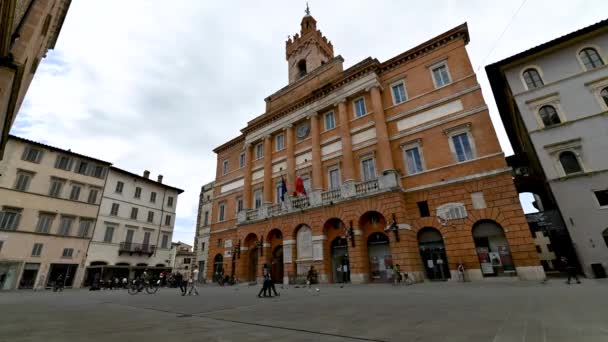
[368,232,392,282]
[0,261,22,290]
[473,220,516,277]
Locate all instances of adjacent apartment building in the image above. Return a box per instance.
[84,169,183,283]
[0,135,109,290]
[486,19,608,278]
[207,10,544,284]
[170,241,195,277]
[192,181,213,282]
[1,0,71,160]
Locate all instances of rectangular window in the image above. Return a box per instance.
[93,165,105,178]
[36,214,54,233]
[77,220,93,238]
[103,226,114,243]
[58,216,74,236]
[201,242,205,251]
[302,176,311,194]
[22,146,42,163]
[0,209,20,231]
[452,133,474,162]
[239,153,246,168]
[431,64,451,88]
[167,196,174,207]
[165,214,171,226]
[203,211,209,226]
[54,155,72,171]
[150,192,157,203]
[130,207,138,220]
[161,234,169,249]
[595,190,608,207]
[62,248,73,258]
[254,189,263,209]
[87,189,98,204]
[354,98,367,118]
[404,147,424,174]
[14,171,33,191]
[391,82,407,104]
[76,161,89,175]
[49,178,65,198]
[134,187,142,199]
[417,201,430,217]
[147,211,154,223]
[276,134,285,151]
[222,160,229,175]
[69,184,81,201]
[324,111,335,130]
[218,202,226,222]
[143,231,151,246]
[125,229,134,243]
[110,203,119,216]
[31,243,43,257]
[236,197,243,213]
[115,181,124,193]
[329,167,341,189]
[361,158,376,181]
[255,143,264,159]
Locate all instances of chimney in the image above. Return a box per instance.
[157,174,163,183]
[143,170,150,179]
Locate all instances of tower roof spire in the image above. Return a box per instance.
[305,2,310,16]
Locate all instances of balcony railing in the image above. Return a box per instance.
[321,188,342,203]
[267,203,284,217]
[246,209,259,221]
[355,179,379,195]
[119,242,155,256]
[291,196,310,210]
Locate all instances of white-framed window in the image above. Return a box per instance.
[276,133,285,151]
[538,105,562,127]
[402,141,425,175]
[328,166,341,189]
[361,157,376,181]
[14,170,33,191]
[69,184,81,201]
[115,181,124,193]
[559,151,583,175]
[218,201,226,222]
[110,203,119,216]
[430,62,451,88]
[92,165,105,179]
[544,138,585,177]
[521,67,544,90]
[130,207,138,220]
[239,153,246,168]
[77,219,93,238]
[601,87,608,109]
[578,47,604,71]
[255,143,264,159]
[31,243,43,257]
[21,146,42,163]
[353,97,367,118]
[125,229,135,243]
[585,77,608,111]
[54,155,73,171]
[36,213,54,234]
[58,216,74,236]
[253,189,263,209]
[103,226,114,243]
[203,211,209,226]
[445,124,476,163]
[48,178,65,198]
[143,230,151,245]
[594,189,608,208]
[62,248,74,258]
[222,159,229,175]
[324,111,335,130]
[134,187,142,199]
[236,196,243,213]
[391,80,407,105]
[526,94,567,129]
[0,208,21,231]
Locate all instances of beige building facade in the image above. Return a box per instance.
[170,241,195,278]
[1,0,71,160]
[0,135,109,290]
[192,181,213,282]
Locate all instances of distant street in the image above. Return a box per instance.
[1,280,607,342]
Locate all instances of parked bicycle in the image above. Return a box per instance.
[127,277,160,295]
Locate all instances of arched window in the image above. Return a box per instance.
[603,228,608,248]
[600,87,608,107]
[579,48,604,70]
[538,105,561,127]
[297,59,307,78]
[559,151,582,174]
[522,68,544,89]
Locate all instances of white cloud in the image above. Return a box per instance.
[13,0,608,244]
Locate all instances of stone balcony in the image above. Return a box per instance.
[237,172,399,225]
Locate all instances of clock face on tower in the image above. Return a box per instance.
[296,121,310,140]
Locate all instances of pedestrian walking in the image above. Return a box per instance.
[561,256,581,284]
[258,268,270,298]
[306,265,315,288]
[175,272,186,295]
[267,270,279,297]
[188,266,200,296]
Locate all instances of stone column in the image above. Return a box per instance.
[369,86,395,173]
[310,113,322,190]
[243,144,253,209]
[282,240,296,285]
[337,100,355,182]
[285,125,296,194]
[263,135,273,204]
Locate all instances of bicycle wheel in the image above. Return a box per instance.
[145,284,159,294]
[127,284,139,295]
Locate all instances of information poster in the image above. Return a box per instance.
[477,247,494,274]
[489,252,502,266]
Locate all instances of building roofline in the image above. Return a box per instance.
[110,166,184,194]
[9,134,112,165]
[48,0,72,49]
[213,134,244,153]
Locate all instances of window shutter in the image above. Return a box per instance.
[13,213,21,230]
[35,150,43,163]
[67,158,74,171]
[21,146,30,160]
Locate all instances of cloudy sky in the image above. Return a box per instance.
[12,0,608,245]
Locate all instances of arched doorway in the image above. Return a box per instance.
[418,227,450,280]
[473,220,516,277]
[367,232,392,282]
[271,245,284,283]
[213,254,223,280]
[331,237,350,283]
[244,233,259,281]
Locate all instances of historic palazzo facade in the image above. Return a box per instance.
[207,12,544,284]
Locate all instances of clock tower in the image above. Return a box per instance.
[285,5,334,84]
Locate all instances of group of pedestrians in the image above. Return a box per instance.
[258,264,279,298]
[175,266,200,296]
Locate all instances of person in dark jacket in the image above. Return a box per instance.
[561,256,581,284]
[258,268,270,298]
[175,272,186,295]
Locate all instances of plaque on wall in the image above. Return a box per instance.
[283,245,293,263]
[296,121,310,140]
[224,240,232,248]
